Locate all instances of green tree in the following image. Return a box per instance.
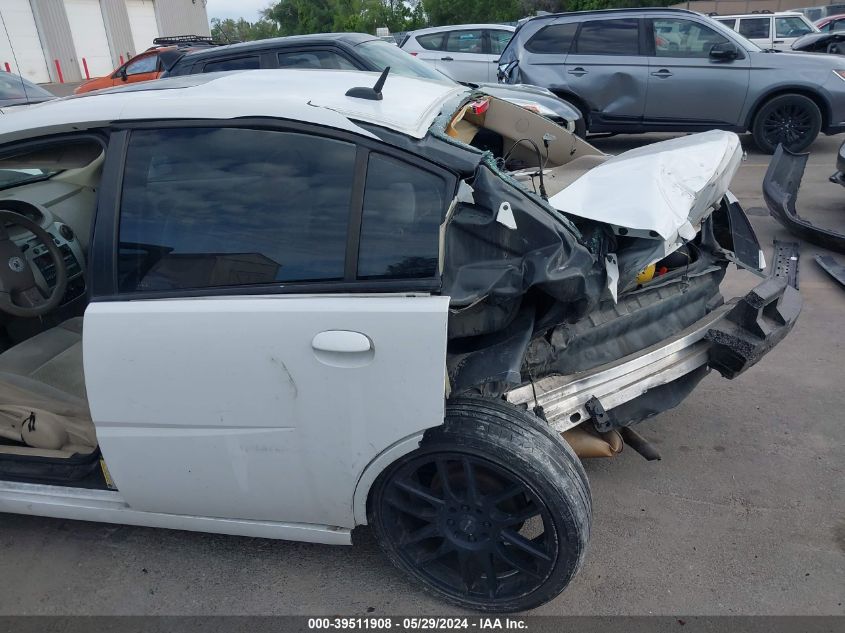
[210,17,279,43]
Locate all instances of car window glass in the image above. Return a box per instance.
[738,17,771,39]
[416,32,446,50]
[118,128,356,292]
[715,18,736,29]
[357,154,445,280]
[488,30,513,55]
[524,23,579,54]
[356,40,446,81]
[445,30,484,54]
[653,18,730,57]
[776,16,813,37]
[834,20,845,31]
[202,56,260,72]
[277,51,357,70]
[575,19,640,55]
[126,55,158,75]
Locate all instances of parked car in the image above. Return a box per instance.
[713,11,818,51]
[0,73,54,110]
[792,31,845,54]
[814,13,845,32]
[161,32,584,134]
[0,68,799,611]
[498,8,845,152]
[399,24,516,82]
[73,35,215,94]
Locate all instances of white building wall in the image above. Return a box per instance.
[0,0,51,83]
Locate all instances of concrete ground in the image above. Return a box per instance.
[41,82,82,97]
[0,131,843,616]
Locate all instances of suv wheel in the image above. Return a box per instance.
[752,94,822,154]
[368,397,591,612]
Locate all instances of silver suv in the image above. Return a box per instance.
[498,8,845,152]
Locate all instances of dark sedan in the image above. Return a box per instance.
[160,32,585,134]
[0,73,54,110]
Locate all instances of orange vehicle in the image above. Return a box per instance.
[74,36,215,94]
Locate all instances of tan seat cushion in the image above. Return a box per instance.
[0,317,95,456]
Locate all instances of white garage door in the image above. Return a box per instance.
[65,0,114,78]
[0,0,50,83]
[126,0,160,53]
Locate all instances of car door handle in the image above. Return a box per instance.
[650,69,673,78]
[441,56,454,61]
[312,331,371,354]
[773,40,785,44]
[567,67,587,76]
[312,331,374,368]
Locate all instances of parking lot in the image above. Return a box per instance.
[0,124,842,616]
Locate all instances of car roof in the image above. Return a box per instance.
[712,11,805,18]
[409,24,516,36]
[0,69,467,143]
[174,33,378,64]
[817,13,845,24]
[519,7,700,23]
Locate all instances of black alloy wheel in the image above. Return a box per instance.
[753,94,822,154]
[369,397,591,612]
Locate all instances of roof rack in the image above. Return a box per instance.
[751,10,773,14]
[152,35,216,47]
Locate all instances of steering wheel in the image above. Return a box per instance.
[0,210,67,318]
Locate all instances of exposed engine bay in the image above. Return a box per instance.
[417,95,764,418]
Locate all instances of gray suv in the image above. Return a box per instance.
[498,8,845,152]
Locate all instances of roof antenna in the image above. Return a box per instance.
[346,66,390,101]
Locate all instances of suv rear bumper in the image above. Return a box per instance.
[506,275,801,433]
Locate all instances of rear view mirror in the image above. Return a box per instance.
[119,67,128,81]
[710,42,739,60]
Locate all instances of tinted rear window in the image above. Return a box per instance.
[738,17,771,39]
[202,56,260,72]
[416,33,446,50]
[525,23,578,54]
[575,19,640,55]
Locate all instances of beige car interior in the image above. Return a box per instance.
[0,140,103,460]
[446,96,609,197]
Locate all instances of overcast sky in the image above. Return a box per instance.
[205,0,272,22]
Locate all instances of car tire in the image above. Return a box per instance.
[752,93,822,154]
[367,396,591,612]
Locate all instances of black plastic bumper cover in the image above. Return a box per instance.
[764,144,845,253]
[705,277,802,379]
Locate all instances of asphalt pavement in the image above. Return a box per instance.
[0,128,842,616]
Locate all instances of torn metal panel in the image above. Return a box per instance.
[764,144,845,254]
[815,254,845,289]
[442,163,605,314]
[548,130,743,245]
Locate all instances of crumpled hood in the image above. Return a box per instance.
[549,130,742,245]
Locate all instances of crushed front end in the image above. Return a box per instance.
[425,96,802,448]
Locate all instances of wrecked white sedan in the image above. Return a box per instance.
[0,69,799,611]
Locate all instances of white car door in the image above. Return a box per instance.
[84,125,452,530]
[438,29,490,83]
